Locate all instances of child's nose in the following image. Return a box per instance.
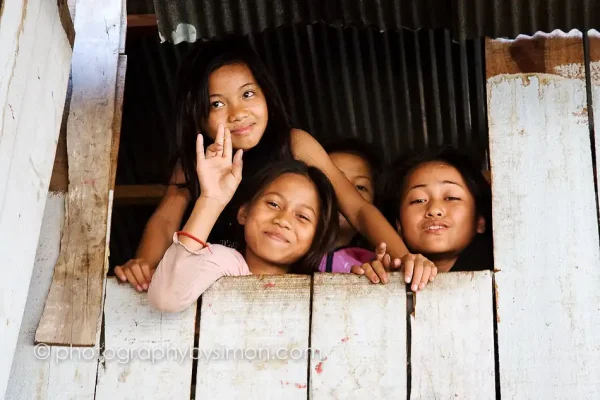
[426,202,445,217]
[228,102,249,122]
[273,210,292,229]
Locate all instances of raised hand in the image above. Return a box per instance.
[196,123,243,206]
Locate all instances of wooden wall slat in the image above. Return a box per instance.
[0,0,72,395]
[410,271,495,399]
[35,0,123,346]
[310,273,407,399]
[95,278,196,400]
[487,31,600,398]
[7,194,98,400]
[195,275,311,399]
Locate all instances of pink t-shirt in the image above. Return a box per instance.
[147,233,251,313]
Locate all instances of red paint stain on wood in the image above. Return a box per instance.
[263,282,276,288]
[208,303,216,314]
[295,383,307,389]
[278,330,284,335]
[83,179,96,185]
[315,357,328,374]
[340,336,350,343]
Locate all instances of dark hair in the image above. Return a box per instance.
[169,36,293,200]
[234,160,339,274]
[381,146,492,236]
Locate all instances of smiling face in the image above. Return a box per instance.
[202,63,269,150]
[237,173,321,267]
[397,161,485,261]
[329,151,374,234]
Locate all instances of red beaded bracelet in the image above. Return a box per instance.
[176,231,213,253]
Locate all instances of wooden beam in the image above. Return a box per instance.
[114,184,166,205]
[195,275,311,398]
[310,273,407,398]
[95,278,196,399]
[35,0,124,347]
[410,271,495,399]
[127,14,157,28]
[487,31,600,397]
[0,0,72,395]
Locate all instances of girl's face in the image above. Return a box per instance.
[237,173,321,266]
[398,161,485,260]
[329,151,374,232]
[203,63,269,150]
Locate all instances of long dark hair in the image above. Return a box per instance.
[234,160,339,274]
[169,36,293,200]
[381,146,492,237]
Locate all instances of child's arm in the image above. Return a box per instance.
[291,130,436,291]
[114,169,190,292]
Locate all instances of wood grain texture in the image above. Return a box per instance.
[487,31,600,398]
[310,273,407,399]
[7,194,100,400]
[95,278,196,400]
[0,1,72,395]
[35,0,123,347]
[410,271,495,399]
[195,275,311,399]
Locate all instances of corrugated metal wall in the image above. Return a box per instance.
[110,22,486,269]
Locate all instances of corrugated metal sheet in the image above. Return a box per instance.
[109,23,485,269]
[149,0,600,43]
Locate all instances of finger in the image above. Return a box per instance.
[232,149,243,180]
[223,128,232,159]
[403,259,414,285]
[411,262,424,292]
[362,263,380,284]
[214,123,225,155]
[371,260,388,284]
[382,253,391,269]
[196,134,205,162]
[131,265,148,291]
[375,242,386,261]
[123,268,142,291]
[141,263,153,283]
[418,264,432,290]
[350,265,365,275]
[429,264,438,282]
[114,266,127,282]
[206,143,222,158]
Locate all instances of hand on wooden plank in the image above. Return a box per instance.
[196,123,243,207]
[114,259,155,292]
[350,242,437,291]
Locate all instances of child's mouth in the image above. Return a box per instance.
[231,123,255,136]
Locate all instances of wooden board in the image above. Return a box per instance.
[6,194,99,400]
[410,271,495,399]
[195,275,311,399]
[95,278,196,400]
[0,0,72,395]
[486,31,600,398]
[588,30,600,229]
[35,0,123,346]
[310,273,407,399]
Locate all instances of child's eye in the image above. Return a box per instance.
[356,185,368,192]
[210,101,224,109]
[445,196,461,201]
[410,199,426,204]
[267,201,280,208]
[297,214,310,222]
[243,91,255,98]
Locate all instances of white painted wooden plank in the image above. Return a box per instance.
[6,194,100,400]
[95,278,196,400]
[310,273,407,399]
[487,33,600,398]
[0,0,72,396]
[35,0,123,347]
[588,30,600,232]
[196,275,311,399]
[410,271,495,399]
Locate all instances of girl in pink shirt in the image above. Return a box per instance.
[148,126,338,312]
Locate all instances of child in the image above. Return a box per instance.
[317,138,378,274]
[147,131,338,313]
[380,147,493,273]
[115,37,435,292]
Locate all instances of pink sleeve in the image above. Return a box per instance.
[147,234,250,313]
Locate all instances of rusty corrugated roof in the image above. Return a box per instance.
[149,0,600,44]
